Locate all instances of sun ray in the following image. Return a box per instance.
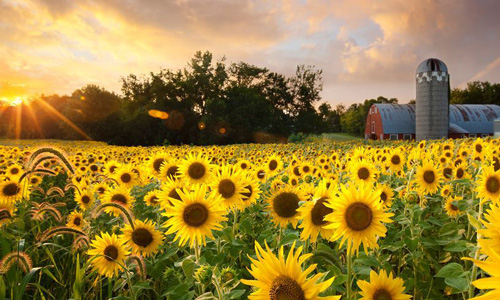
[24,104,44,138]
[15,104,22,140]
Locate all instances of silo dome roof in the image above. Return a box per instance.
[416,58,448,73]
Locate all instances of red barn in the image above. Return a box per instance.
[365,104,500,140]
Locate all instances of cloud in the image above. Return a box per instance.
[0,0,499,105]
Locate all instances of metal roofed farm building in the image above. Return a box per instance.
[365,104,500,140]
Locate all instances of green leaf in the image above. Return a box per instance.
[182,259,195,278]
[15,267,42,300]
[0,276,5,300]
[435,263,464,278]
[445,277,469,292]
[467,213,482,230]
[228,289,246,299]
[444,240,468,252]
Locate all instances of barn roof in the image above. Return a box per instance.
[373,104,500,134]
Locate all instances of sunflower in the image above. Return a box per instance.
[387,150,405,172]
[267,186,306,228]
[209,166,247,210]
[454,163,470,180]
[357,269,411,300]
[444,196,464,218]
[158,177,185,211]
[0,179,24,203]
[240,175,262,208]
[74,188,95,211]
[147,152,170,178]
[254,166,267,183]
[236,159,252,172]
[415,161,442,195]
[121,219,164,257]
[5,164,23,179]
[463,248,500,300]
[350,160,377,185]
[93,182,108,197]
[87,232,129,278]
[143,190,161,207]
[440,185,452,198]
[66,211,85,230]
[266,155,283,175]
[112,165,139,188]
[158,161,180,181]
[0,200,15,226]
[297,182,335,243]
[478,204,500,254]
[476,167,500,203]
[324,184,393,254]
[27,175,42,186]
[178,153,212,185]
[376,184,394,208]
[162,184,227,248]
[241,241,340,300]
[102,185,135,217]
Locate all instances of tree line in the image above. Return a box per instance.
[1,50,499,144]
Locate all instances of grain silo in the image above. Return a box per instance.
[416,58,450,140]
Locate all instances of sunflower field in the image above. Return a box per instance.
[0,138,499,300]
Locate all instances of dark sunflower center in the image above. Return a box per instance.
[293,167,301,176]
[269,275,305,300]
[81,195,90,204]
[90,165,98,172]
[241,163,248,169]
[311,197,333,226]
[218,179,236,198]
[97,187,105,194]
[3,183,20,196]
[450,204,459,211]
[257,171,265,179]
[486,177,500,193]
[30,178,38,184]
[149,196,159,204]
[443,168,452,179]
[153,158,165,172]
[494,157,500,171]
[423,171,435,184]
[73,217,81,226]
[456,168,464,179]
[109,166,118,173]
[132,228,154,247]
[303,166,310,173]
[103,245,119,261]
[111,194,127,205]
[380,192,387,202]
[168,189,182,201]
[11,168,19,175]
[345,202,373,231]
[273,192,300,218]
[242,185,252,200]
[358,167,370,180]
[166,166,179,179]
[269,160,278,171]
[183,203,209,227]
[373,289,392,300]
[121,173,132,183]
[188,162,206,180]
[391,155,400,165]
[476,144,482,153]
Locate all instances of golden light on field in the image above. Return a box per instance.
[1,96,26,107]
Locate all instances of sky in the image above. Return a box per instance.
[1,0,499,106]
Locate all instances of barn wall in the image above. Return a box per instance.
[364,106,384,139]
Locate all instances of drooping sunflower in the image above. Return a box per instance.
[162,184,227,248]
[158,161,180,181]
[357,269,411,300]
[267,186,306,228]
[209,166,247,210]
[350,159,378,185]
[178,153,212,185]
[476,167,500,203]
[241,241,340,300]
[297,182,335,243]
[112,165,139,188]
[87,232,130,278]
[444,196,464,218]
[324,184,394,254]
[415,161,442,195]
[0,179,24,203]
[147,152,170,179]
[74,188,95,211]
[143,190,161,207]
[66,211,85,230]
[102,185,135,217]
[121,219,164,257]
[157,177,185,211]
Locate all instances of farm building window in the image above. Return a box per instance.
[403,134,412,140]
[371,122,375,133]
[374,107,377,113]
[390,134,398,140]
[461,134,467,138]
[380,134,384,140]
[469,134,477,138]
[481,134,489,138]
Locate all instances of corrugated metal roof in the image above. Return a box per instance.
[376,104,416,134]
[374,104,500,134]
[450,105,500,133]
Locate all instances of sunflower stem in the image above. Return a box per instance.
[346,252,353,300]
[232,209,239,239]
[468,194,483,298]
[194,239,200,263]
